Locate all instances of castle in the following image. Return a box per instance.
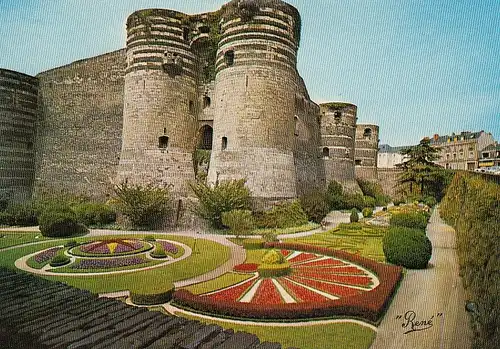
[0,0,378,206]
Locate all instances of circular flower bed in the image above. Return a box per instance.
[69,239,153,257]
[173,243,403,322]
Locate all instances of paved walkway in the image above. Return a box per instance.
[370,208,472,349]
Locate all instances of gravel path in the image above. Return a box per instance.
[369,207,472,349]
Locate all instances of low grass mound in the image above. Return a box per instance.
[383,226,432,269]
[130,281,175,305]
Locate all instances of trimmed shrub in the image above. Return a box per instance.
[257,262,291,277]
[49,252,71,267]
[221,209,255,238]
[357,178,391,206]
[344,193,366,211]
[189,179,251,229]
[261,249,286,264]
[144,235,156,242]
[150,243,167,258]
[390,212,429,230]
[261,230,278,242]
[72,202,116,227]
[39,208,88,238]
[362,207,373,218]
[350,209,359,223]
[64,240,78,248]
[113,182,172,229]
[255,200,308,228]
[130,282,175,305]
[299,192,330,224]
[383,226,432,269]
[242,239,265,250]
[5,202,38,226]
[362,196,376,208]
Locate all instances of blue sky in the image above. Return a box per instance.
[0,0,498,146]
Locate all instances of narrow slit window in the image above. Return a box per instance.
[225,50,234,66]
[159,136,169,149]
[334,111,342,122]
[355,159,362,165]
[189,100,195,114]
[183,27,189,41]
[203,96,211,109]
[221,137,228,150]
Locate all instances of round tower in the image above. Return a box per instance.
[118,9,198,195]
[0,69,38,202]
[319,102,360,192]
[355,123,379,181]
[208,0,302,203]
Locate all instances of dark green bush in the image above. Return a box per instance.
[362,207,373,218]
[189,179,251,229]
[0,211,14,226]
[5,202,38,226]
[49,252,71,267]
[299,191,330,224]
[113,182,172,229]
[39,208,88,238]
[130,282,175,305]
[350,209,359,223]
[383,226,432,269]
[356,178,391,206]
[343,193,366,211]
[64,240,78,248]
[390,212,429,230]
[222,209,255,237]
[255,200,309,228]
[72,202,116,226]
[362,195,376,208]
[325,180,345,210]
[422,196,437,208]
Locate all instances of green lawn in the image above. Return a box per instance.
[0,231,48,249]
[181,272,252,295]
[288,223,387,262]
[178,312,375,349]
[0,235,230,294]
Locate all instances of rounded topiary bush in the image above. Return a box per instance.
[350,209,359,223]
[390,212,429,230]
[49,253,71,267]
[130,282,175,305]
[39,209,89,237]
[362,207,373,218]
[383,226,432,269]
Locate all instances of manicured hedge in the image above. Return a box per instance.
[389,211,429,230]
[130,282,175,305]
[242,239,265,250]
[257,262,291,277]
[440,172,499,349]
[173,242,403,323]
[39,209,88,237]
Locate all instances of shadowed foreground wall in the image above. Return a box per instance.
[34,50,126,200]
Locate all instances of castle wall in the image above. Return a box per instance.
[377,168,402,198]
[0,69,38,202]
[208,0,302,203]
[355,123,379,181]
[319,102,360,193]
[34,50,126,200]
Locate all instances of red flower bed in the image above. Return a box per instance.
[288,252,319,264]
[173,243,403,323]
[293,258,346,268]
[293,271,372,287]
[204,278,257,302]
[251,279,284,305]
[280,249,291,257]
[294,265,366,275]
[276,277,330,303]
[233,263,259,273]
[288,276,362,297]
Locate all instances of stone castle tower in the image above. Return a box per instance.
[1,0,378,205]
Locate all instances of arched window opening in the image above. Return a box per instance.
[189,100,195,114]
[159,136,169,149]
[363,128,372,138]
[221,137,228,150]
[225,50,235,66]
[199,125,213,150]
[322,147,330,158]
[203,96,211,109]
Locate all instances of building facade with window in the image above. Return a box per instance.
[479,143,500,168]
[428,131,495,170]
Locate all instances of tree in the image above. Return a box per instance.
[221,209,255,238]
[396,138,442,196]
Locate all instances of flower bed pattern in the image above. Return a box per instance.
[33,247,63,264]
[233,263,259,273]
[74,239,147,256]
[156,240,179,255]
[69,256,149,270]
[173,243,403,322]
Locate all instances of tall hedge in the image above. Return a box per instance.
[440,172,499,349]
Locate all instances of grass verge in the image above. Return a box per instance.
[181,272,253,295]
